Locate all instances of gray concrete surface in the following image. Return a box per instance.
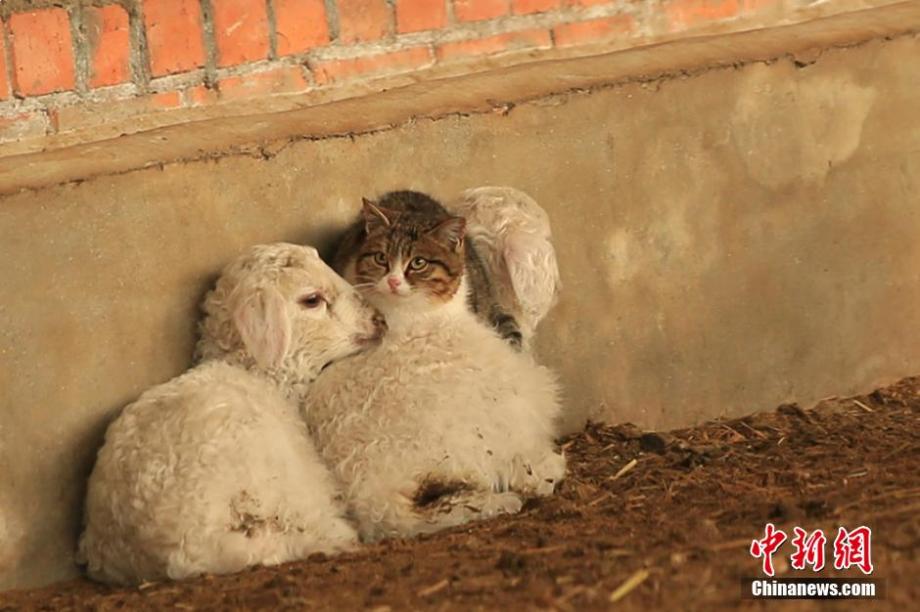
[1,16,919,591]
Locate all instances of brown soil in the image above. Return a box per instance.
[3,379,918,611]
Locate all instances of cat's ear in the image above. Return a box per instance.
[362,198,394,233]
[431,216,466,252]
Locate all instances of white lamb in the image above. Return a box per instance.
[78,243,385,585]
[306,200,566,542]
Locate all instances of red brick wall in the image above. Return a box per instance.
[0,0,812,144]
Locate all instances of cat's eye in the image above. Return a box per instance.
[299,293,325,309]
[372,252,388,267]
[408,257,428,271]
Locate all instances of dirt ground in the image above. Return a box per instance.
[2,378,918,611]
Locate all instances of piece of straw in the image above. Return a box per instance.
[610,458,638,481]
[609,568,650,603]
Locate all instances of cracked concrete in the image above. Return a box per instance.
[1,2,919,592]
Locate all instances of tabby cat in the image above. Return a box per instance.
[332,190,523,348]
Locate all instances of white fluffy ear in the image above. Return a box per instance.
[504,233,561,327]
[232,286,292,369]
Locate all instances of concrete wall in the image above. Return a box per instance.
[1,10,919,590]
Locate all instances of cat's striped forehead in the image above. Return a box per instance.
[365,216,456,260]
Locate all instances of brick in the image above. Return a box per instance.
[396,0,448,34]
[337,0,391,43]
[0,112,51,142]
[552,15,636,47]
[212,0,270,67]
[8,9,76,96]
[436,29,551,61]
[151,90,183,109]
[565,0,611,6]
[665,0,741,32]
[0,26,9,100]
[274,0,330,55]
[85,4,132,88]
[144,0,207,76]
[453,0,509,22]
[742,0,781,11]
[217,66,309,100]
[512,0,560,15]
[185,84,219,107]
[311,47,433,85]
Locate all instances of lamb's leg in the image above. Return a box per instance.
[509,451,567,497]
[414,488,523,534]
[167,517,357,580]
[353,481,523,542]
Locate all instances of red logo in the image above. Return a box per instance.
[833,526,874,575]
[790,527,827,571]
[750,523,787,576]
[750,525,873,576]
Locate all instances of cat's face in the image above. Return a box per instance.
[348,199,466,312]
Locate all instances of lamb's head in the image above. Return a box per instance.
[196,243,385,388]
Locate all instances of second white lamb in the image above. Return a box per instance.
[78,243,385,585]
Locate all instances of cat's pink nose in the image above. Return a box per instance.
[387,276,401,291]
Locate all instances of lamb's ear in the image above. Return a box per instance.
[430,216,466,252]
[362,198,395,233]
[232,286,292,369]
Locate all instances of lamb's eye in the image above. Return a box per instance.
[372,252,388,267]
[299,293,325,309]
[409,257,428,271]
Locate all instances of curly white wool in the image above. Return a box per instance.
[304,275,566,542]
[78,243,382,585]
[449,186,561,349]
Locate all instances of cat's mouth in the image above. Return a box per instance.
[372,282,412,298]
[378,289,409,299]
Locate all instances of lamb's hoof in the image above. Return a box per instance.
[541,452,567,484]
[515,452,567,497]
[480,491,523,517]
